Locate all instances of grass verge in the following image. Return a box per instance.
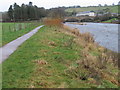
[2,24,119,88]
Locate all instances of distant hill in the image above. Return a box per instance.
[65,5,118,14]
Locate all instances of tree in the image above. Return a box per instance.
[76,5,81,8]
[104,4,107,6]
[7,2,47,21]
[13,3,21,21]
[72,10,77,16]
[27,2,36,20]
[8,5,13,21]
[29,2,33,6]
[38,7,46,18]
[98,4,102,7]
[112,3,115,6]
[34,5,39,19]
[21,4,28,21]
[48,8,65,18]
[2,12,10,21]
[118,1,120,5]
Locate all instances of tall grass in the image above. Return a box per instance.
[63,25,119,87]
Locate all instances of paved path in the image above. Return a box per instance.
[0,25,44,64]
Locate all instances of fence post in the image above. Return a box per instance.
[19,23,22,30]
[14,23,15,32]
[2,25,3,33]
[9,25,11,32]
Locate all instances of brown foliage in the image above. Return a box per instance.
[63,25,119,86]
[43,18,63,27]
[48,41,57,46]
[33,60,48,65]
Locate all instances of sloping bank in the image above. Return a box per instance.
[2,24,119,88]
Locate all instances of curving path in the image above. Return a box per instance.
[0,25,44,64]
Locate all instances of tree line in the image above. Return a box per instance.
[3,1,119,22]
[8,2,46,21]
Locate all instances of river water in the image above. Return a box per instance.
[65,22,119,53]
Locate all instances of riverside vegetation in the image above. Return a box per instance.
[2,19,119,88]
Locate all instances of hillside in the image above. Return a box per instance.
[65,5,118,13]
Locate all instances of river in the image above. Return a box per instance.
[65,22,119,53]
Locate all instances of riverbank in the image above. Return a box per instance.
[65,22,118,52]
[2,23,119,88]
[66,21,119,25]
[102,18,119,24]
[101,22,120,24]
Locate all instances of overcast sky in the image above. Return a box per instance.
[0,0,119,11]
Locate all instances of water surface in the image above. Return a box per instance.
[65,22,119,52]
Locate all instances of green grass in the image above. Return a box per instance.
[65,5,118,13]
[2,26,85,88]
[2,26,118,88]
[1,22,42,46]
[102,18,118,23]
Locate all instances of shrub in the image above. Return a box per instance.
[43,18,63,27]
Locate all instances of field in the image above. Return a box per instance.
[2,23,119,88]
[1,22,42,46]
[65,5,118,13]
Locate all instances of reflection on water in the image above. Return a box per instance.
[65,22,119,53]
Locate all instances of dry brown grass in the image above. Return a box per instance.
[63,25,118,64]
[63,25,95,44]
[43,18,63,27]
[48,41,57,46]
[62,25,119,86]
[33,60,48,65]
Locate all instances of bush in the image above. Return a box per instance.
[43,18,63,27]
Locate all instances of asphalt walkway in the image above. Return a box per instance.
[0,25,44,64]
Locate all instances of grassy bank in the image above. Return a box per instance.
[102,18,118,23]
[2,23,119,88]
[1,22,42,46]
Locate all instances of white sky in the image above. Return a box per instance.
[0,0,119,11]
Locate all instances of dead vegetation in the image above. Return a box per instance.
[33,59,48,65]
[48,41,57,46]
[43,18,63,27]
[31,19,119,88]
[62,24,119,87]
